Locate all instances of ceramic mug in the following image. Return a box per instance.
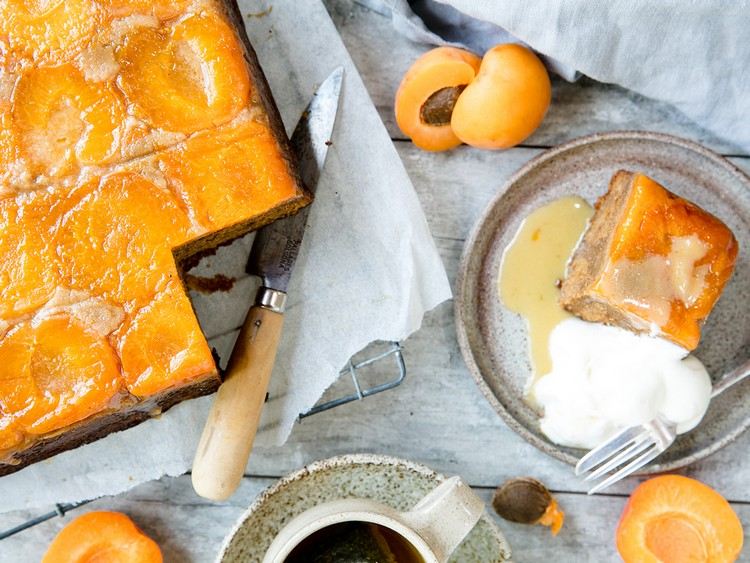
[262,476,484,563]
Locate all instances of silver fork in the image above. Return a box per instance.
[576,358,750,494]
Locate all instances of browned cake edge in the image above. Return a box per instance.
[0,0,310,476]
[0,373,221,476]
[559,170,649,334]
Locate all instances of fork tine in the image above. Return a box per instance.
[575,425,646,475]
[584,434,653,481]
[588,444,662,495]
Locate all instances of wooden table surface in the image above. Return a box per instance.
[2,1,748,561]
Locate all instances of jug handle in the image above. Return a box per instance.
[400,476,484,562]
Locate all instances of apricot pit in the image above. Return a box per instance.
[395,47,481,151]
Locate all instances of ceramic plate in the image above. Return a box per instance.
[217,454,512,562]
[455,131,750,472]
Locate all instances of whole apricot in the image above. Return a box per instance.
[451,44,551,149]
[395,47,481,152]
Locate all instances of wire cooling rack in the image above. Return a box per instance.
[0,340,405,540]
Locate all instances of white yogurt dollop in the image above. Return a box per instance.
[533,317,712,449]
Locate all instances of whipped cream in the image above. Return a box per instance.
[533,317,712,449]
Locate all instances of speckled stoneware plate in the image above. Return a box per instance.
[455,131,750,473]
[217,454,512,562]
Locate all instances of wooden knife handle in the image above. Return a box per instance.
[192,304,284,500]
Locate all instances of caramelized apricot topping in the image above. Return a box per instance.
[0,190,63,318]
[601,174,738,350]
[56,173,193,307]
[117,12,250,134]
[13,63,126,177]
[117,280,215,397]
[160,120,300,230]
[0,316,122,435]
[96,0,190,20]
[1,0,100,63]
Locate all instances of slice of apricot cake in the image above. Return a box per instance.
[0,0,308,474]
[560,171,737,351]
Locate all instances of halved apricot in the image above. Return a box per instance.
[0,0,100,63]
[617,475,743,563]
[12,63,126,178]
[0,316,122,435]
[451,44,551,149]
[55,173,193,307]
[116,12,250,134]
[160,120,299,230]
[116,280,215,397]
[95,0,189,20]
[42,511,162,563]
[395,47,481,151]
[0,189,63,318]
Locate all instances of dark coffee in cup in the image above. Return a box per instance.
[284,521,425,562]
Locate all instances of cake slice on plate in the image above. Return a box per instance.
[560,171,738,351]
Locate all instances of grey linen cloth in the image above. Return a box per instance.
[383,0,750,153]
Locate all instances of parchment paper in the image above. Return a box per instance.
[0,0,451,512]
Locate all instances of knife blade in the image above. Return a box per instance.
[192,68,344,501]
[248,66,343,293]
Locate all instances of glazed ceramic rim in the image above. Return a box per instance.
[215,453,512,562]
[455,130,750,474]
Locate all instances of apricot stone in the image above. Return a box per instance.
[395,47,481,152]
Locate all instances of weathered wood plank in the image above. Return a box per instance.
[326,0,746,156]
[2,474,747,562]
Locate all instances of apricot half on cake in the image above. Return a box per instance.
[1,0,100,63]
[55,173,194,307]
[116,12,250,134]
[160,120,301,230]
[116,280,215,398]
[12,63,126,177]
[0,316,122,435]
[0,189,63,318]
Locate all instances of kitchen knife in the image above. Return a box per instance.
[192,67,344,500]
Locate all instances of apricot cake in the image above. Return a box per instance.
[0,0,309,474]
[560,171,737,351]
